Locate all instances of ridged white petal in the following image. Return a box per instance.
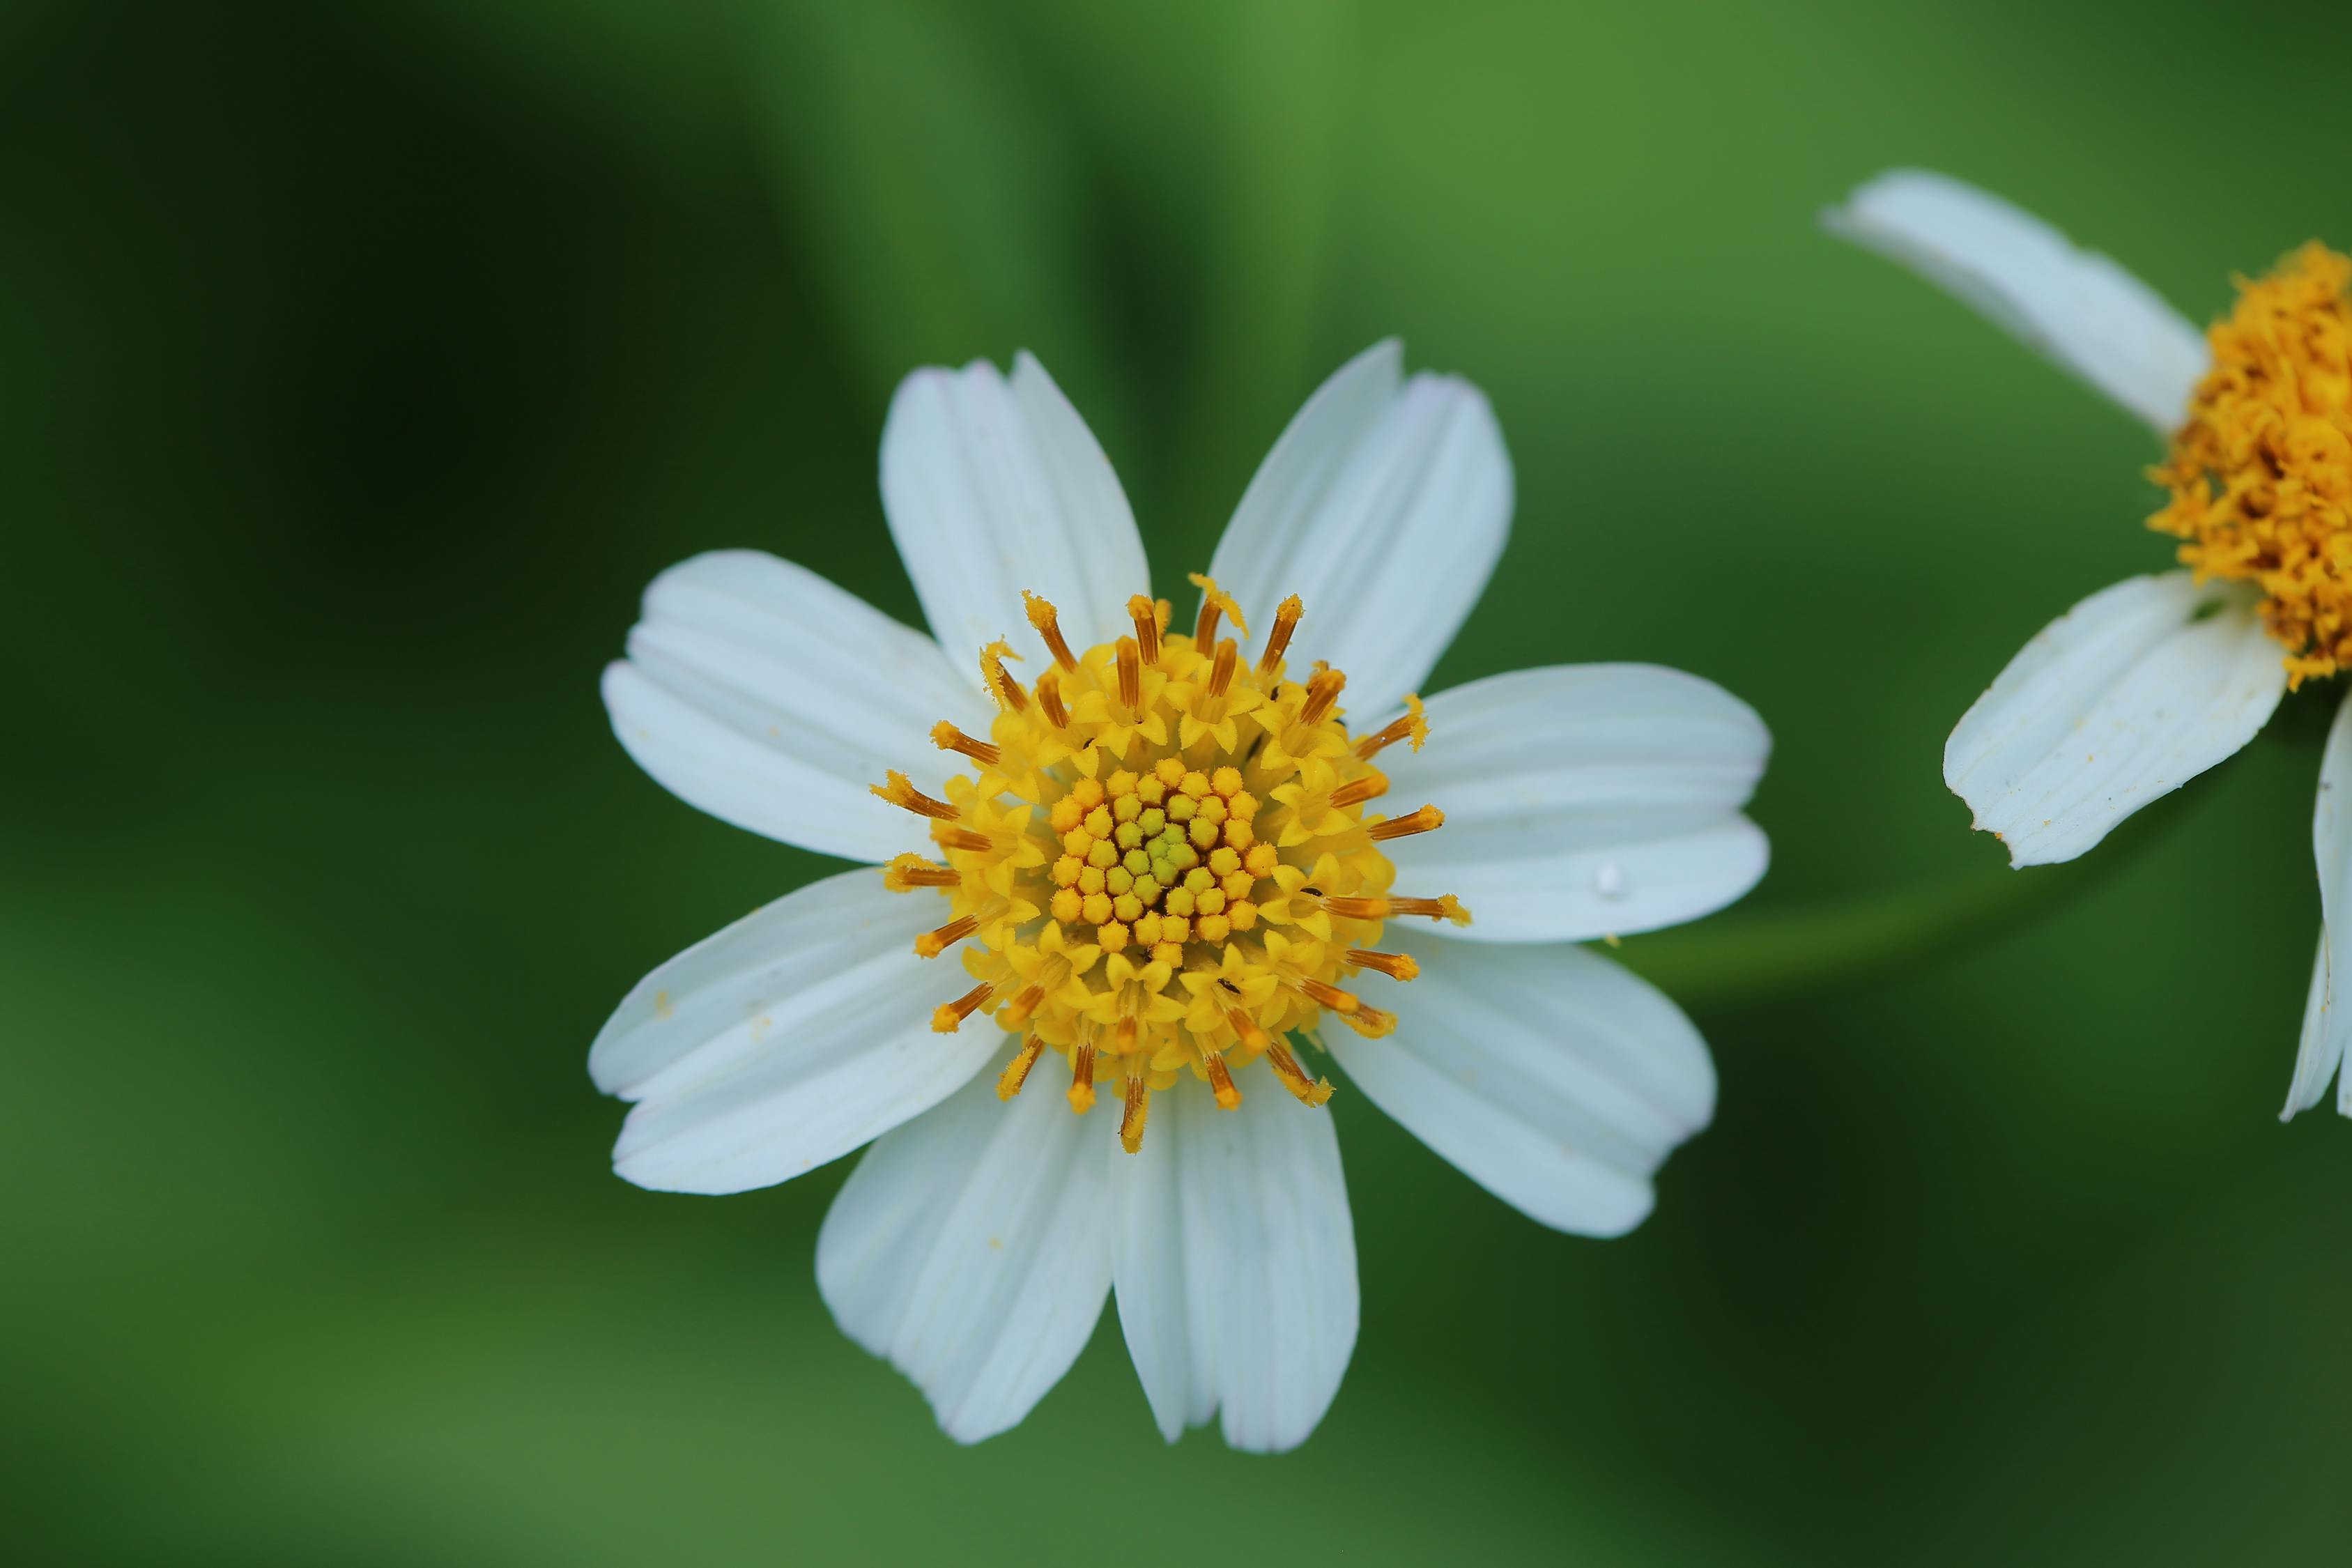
[2287,690,2352,1119]
[2284,935,2340,1122]
[1107,1089,1213,1443]
[1944,573,2284,868]
[879,353,1150,668]
[1824,169,2210,432]
[1206,341,1512,718]
[1378,664,1769,943]
[1331,932,1715,1236]
[590,868,997,1194]
[602,550,987,863]
[815,1054,1114,1444]
[1144,1082,1357,1453]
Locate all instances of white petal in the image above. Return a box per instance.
[589,867,1000,1194]
[879,353,1151,668]
[1107,1089,1213,1443]
[1332,931,1714,1237]
[2289,690,2352,1119]
[2283,934,2340,1122]
[1378,664,1770,943]
[1944,573,2284,868]
[602,550,990,864]
[1824,169,2209,432]
[1132,1082,1358,1453]
[816,1054,1114,1444]
[1206,341,1512,718]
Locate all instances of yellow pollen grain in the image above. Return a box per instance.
[2153,243,2352,686]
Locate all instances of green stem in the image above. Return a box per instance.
[1609,801,2181,1009]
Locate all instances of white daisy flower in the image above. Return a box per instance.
[1827,169,2352,1125]
[591,341,1771,1450]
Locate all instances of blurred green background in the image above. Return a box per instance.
[7,0,2349,1562]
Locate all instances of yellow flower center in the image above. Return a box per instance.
[870,574,1468,1153]
[2151,243,2352,686]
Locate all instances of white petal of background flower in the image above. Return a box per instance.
[879,352,1151,666]
[2284,936,2339,1122]
[1943,572,2285,868]
[815,1055,1114,1445]
[1162,1082,1357,1452]
[590,868,998,1193]
[1824,169,2211,433]
[1332,930,1716,1237]
[1378,665,1769,943]
[1107,1088,1215,1443]
[2287,690,2352,1119]
[602,550,990,864]
[1206,340,1513,718]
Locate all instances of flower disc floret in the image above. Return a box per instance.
[2153,243,2352,686]
[873,581,1465,1152]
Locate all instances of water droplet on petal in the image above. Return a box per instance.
[1594,863,1627,901]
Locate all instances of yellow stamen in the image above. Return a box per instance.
[883,853,960,891]
[932,823,991,854]
[1116,636,1143,717]
[1036,667,1070,728]
[1128,594,1161,665]
[931,721,1000,767]
[1342,1004,1397,1038]
[1203,1049,1242,1109]
[1330,771,1388,810]
[914,913,978,958]
[998,1036,1046,1100]
[1301,667,1346,725]
[2152,243,2352,686]
[1367,804,1444,842]
[1321,892,1471,925]
[1298,977,1360,1015]
[1187,571,1247,643]
[1345,948,1420,982]
[1001,983,1045,1029]
[1068,1043,1098,1114]
[1257,594,1303,676]
[979,639,1028,712]
[1119,1068,1151,1154]
[1263,1040,1335,1107]
[1355,694,1428,759]
[1022,590,1080,671]
[932,982,993,1033]
[873,769,958,821]
[1207,637,1238,700]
